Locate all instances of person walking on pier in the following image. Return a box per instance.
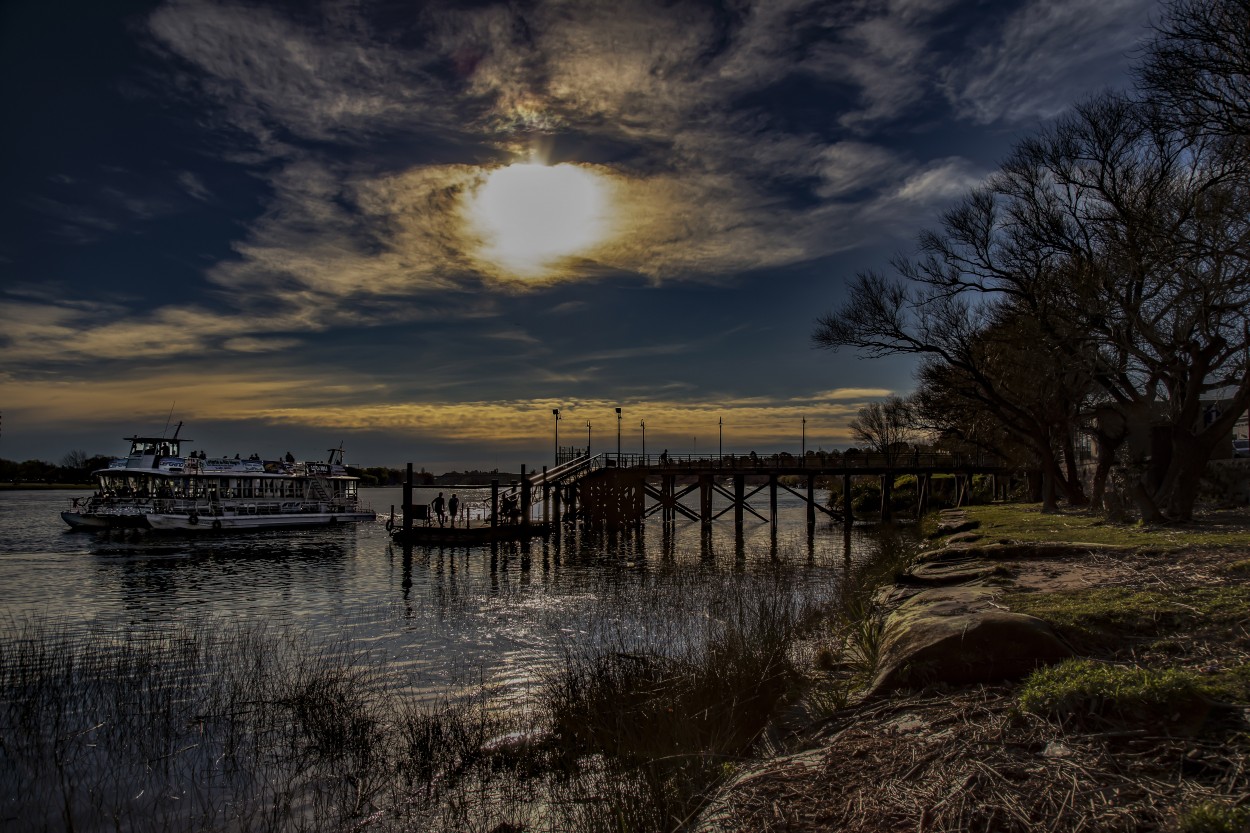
[432,492,446,527]
[448,493,460,528]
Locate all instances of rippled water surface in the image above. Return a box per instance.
[1,485,891,699]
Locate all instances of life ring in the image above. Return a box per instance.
[211,520,222,530]
[188,512,199,525]
[384,518,394,532]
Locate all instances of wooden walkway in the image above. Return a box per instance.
[528,452,1009,531]
[395,452,1009,536]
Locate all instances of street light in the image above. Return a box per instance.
[718,416,723,462]
[553,409,561,464]
[640,419,646,459]
[802,416,806,458]
[615,407,622,461]
[586,419,592,456]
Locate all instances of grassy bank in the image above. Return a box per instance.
[714,502,1250,832]
[962,502,1250,549]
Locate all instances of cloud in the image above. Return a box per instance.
[178,170,213,201]
[0,368,894,450]
[941,0,1157,125]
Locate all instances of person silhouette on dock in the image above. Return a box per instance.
[660,449,669,465]
[432,492,446,527]
[448,493,460,528]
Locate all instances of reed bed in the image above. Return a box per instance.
[0,533,905,832]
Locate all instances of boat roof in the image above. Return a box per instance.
[125,435,193,443]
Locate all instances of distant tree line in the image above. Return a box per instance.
[816,0,1250,521]
[0,451,114,485]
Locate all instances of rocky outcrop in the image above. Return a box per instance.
[931,509,980,537]
[867,585,1073,697]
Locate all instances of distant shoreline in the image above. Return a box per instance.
[0,483,93,491]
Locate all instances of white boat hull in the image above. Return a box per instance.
[145,511,375,531]
[61,511,150,530]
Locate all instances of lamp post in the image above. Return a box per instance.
[640,419,646,460]
[586,419,592,456]
[802,416,806,458]
[718,416,723,462]
[553,408,561,465]
[615,407,622,461]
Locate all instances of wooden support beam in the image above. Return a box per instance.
[699,474,712,525]
[769,473,778,525]
[734,473,744,532]
[542,465,549,524]
[806,473,816,530]
[520,465,530,527]
[491,480,499,528]
[403,462,413,533]
[775,480,839,519]
[843,473,852,527]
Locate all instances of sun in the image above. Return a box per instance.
[468,162,612,277]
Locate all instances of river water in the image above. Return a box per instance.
[0,485,890,701]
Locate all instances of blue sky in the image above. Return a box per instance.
[1,0,1159,470]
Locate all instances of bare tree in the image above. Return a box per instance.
[1140,0,1250,141]
[60,450,89,470]
[848,396,915,521]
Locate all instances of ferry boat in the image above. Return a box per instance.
[61,424,375,531]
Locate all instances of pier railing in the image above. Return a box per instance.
[584,450,1004,471]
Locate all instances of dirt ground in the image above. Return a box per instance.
[703,531,1250,833]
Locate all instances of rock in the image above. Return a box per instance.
[900,560,1007,586]
[932,516,980,537]
[867,587,1073,697]
[946,531,984,545]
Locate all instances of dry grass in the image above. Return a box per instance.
[707,685,1250,832]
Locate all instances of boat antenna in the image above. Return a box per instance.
[161,401,176,438]
[327,442,344,465]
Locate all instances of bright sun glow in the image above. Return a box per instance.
[468,162,611,276]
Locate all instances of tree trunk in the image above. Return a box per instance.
[1060,425,1089,507]
[1041,466,1058,513]
[1089,430,1124,512]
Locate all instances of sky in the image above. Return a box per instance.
[1,0,1161,471]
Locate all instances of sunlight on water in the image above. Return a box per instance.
[0,485,895,701]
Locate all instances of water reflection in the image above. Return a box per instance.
[2,486,911,704]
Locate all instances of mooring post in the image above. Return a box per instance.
[842,472,852,528]
[768,473,778,526]
[553,477,562,526]
[698,473,711,525]
[403,463,413,534]
[733,473,744,534]
[520,465,530,527]
[491,479,499,529]
[806,473,816,531]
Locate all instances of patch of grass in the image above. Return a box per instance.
[1018,659,1206,728]
[960,504,1250,550]
[1173,801,1250,833]
[1005,585,1250,652]
[1222,559,1250,576]
[1201,664,1250,705]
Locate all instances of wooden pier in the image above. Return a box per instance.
[395,452,1010,539]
